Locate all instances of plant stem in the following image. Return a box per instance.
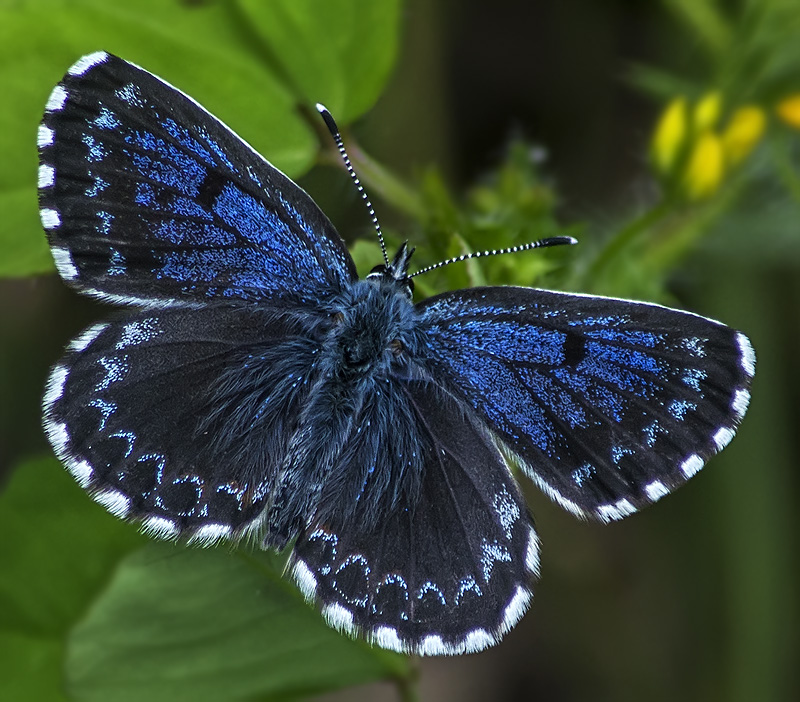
[642,186,737,271]
[587,197,674,282]
[319,140,426,220]
[396,658,420,702]
[355,147,426,220]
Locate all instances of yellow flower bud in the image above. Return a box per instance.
[776,94,800,129]
[652,97,687,174]
[684,131,725,200]
[721,106,766,164]
[693,91,723,131]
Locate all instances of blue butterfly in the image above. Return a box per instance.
[39,52,755,656]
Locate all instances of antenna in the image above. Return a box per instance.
[316,104,389,267]
[409,235,578,278]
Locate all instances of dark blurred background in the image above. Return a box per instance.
[1,1,798,701]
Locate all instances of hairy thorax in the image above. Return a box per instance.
[321,278,419,381]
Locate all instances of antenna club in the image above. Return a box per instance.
[316,103,340,137]
[545,236,579,247]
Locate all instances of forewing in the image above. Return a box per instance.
[38,51,356,306]
[418,287,755,521]
[290,382,538,655]
[43,305,318,543]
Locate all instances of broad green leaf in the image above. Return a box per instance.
[238,0,402,121]
[67,544,409,702]
[0,457,145,700]
[0,633,68,702]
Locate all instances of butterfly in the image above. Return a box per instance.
[39,51,755,656]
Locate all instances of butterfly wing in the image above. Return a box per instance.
[38,51,356,306]
[290,381,538,655]
[43,305,319,543]
[417,287,755,521]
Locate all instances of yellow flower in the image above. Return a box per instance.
[776,94,800,129]
[721,106,766,164]
[684,131,724,200]
[693,91,723,131]
[652,97,687,174]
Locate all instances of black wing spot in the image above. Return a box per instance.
[563,330,586,366]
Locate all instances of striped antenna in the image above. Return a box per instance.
[316,104,389,267]
[409,236,578,278]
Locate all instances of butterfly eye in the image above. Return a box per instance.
[332,311,345,325]
[390,339,405,356]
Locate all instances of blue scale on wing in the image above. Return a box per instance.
[39,53,355,306]
[418,287,752,517]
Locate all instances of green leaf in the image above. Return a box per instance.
[349,237,385,278]
[0,457,145,700]
[238,0,402,121]
[67,544,410,702]
[0,0,312,177]
[0,633,68,702]
[625,62,702,101]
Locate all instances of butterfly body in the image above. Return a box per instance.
[257,259,428,549]
[39,52,754,655]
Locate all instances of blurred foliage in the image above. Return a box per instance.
[0,0,798,700]
[350,141,581,299]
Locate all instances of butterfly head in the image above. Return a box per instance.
[366,242,415,299]
[326,246,419,378]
